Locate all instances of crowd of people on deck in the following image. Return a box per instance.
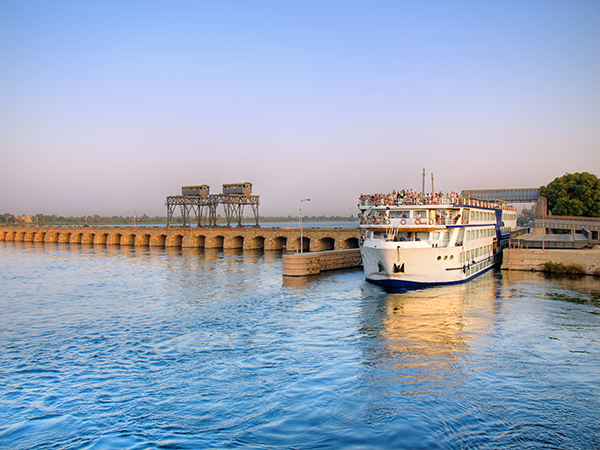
[359,189,463,207]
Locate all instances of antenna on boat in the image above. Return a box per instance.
[422,168,426,195]
[431,172,434,194]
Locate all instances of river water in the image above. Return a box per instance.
[1,241,599,450]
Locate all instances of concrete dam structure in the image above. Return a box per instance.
[0,225,360,252]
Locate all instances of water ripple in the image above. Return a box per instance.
[1,243,599,449]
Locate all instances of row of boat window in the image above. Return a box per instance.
[459,245,493,263]
[463,257,493,276]
[499,226,511,236]
[471,211,495,221]
[381,210,499,222]
[371,228,494,242]
[372,231,442,241]
[467,228,495,240]
[388,211,414,219]
[384,211,445,219]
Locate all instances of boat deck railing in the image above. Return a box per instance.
[360,216,465,227]
[359,197,516,211]
[359,197,457,207]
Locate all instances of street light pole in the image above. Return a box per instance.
[300,198,310,253]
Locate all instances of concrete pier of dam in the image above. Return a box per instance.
[282,249,362,276]
[501,247,600,274]
[0,225,360,252]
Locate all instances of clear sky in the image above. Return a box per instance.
[1,0,599,218]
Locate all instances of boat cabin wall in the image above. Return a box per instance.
[367,229,452,244]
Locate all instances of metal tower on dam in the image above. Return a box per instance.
[166,183,260,228]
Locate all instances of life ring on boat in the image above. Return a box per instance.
[437,218,444,225]
[415,218,421,225]
[372,218,378,225]
[400,219,406,226]
[429,218,434,225]
[385,219,390,225]
[360,218,366,225]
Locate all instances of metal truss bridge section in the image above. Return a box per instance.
[534,215,600,232]
[166,194,260,228]
[462,188,540,203]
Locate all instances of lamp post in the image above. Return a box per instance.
[134,211,137,227]
[542,208,545,250]
[299,198,310,253]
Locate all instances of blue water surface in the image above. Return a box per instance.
[1,242,599,449]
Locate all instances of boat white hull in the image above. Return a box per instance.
[360,243,501,287]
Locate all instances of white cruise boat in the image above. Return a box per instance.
[358,194,517,287]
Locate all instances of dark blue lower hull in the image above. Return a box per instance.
[366,261,498,288]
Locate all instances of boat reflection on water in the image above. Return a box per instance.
[358,270,503,395]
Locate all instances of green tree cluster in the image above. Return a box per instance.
[0,214,173,226]
[1,213,16,224]
[256,215,356,223]
[517,208,534,226]
[1,213,357,226]
[540,172,600,217]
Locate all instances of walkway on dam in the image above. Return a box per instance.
[534,215,600,233]
[0,225,361,253]
[511,232,590,249]
[462,188,540,203]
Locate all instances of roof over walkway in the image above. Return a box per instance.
[462,188,540,202]
[511,232,589,249]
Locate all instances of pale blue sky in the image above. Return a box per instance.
[1,0,599,217]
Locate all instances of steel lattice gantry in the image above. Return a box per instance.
[166,194,260,227]
[220,194,260,227]
[166,195,219,227]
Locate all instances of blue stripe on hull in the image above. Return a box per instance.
[366,261,498,289]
